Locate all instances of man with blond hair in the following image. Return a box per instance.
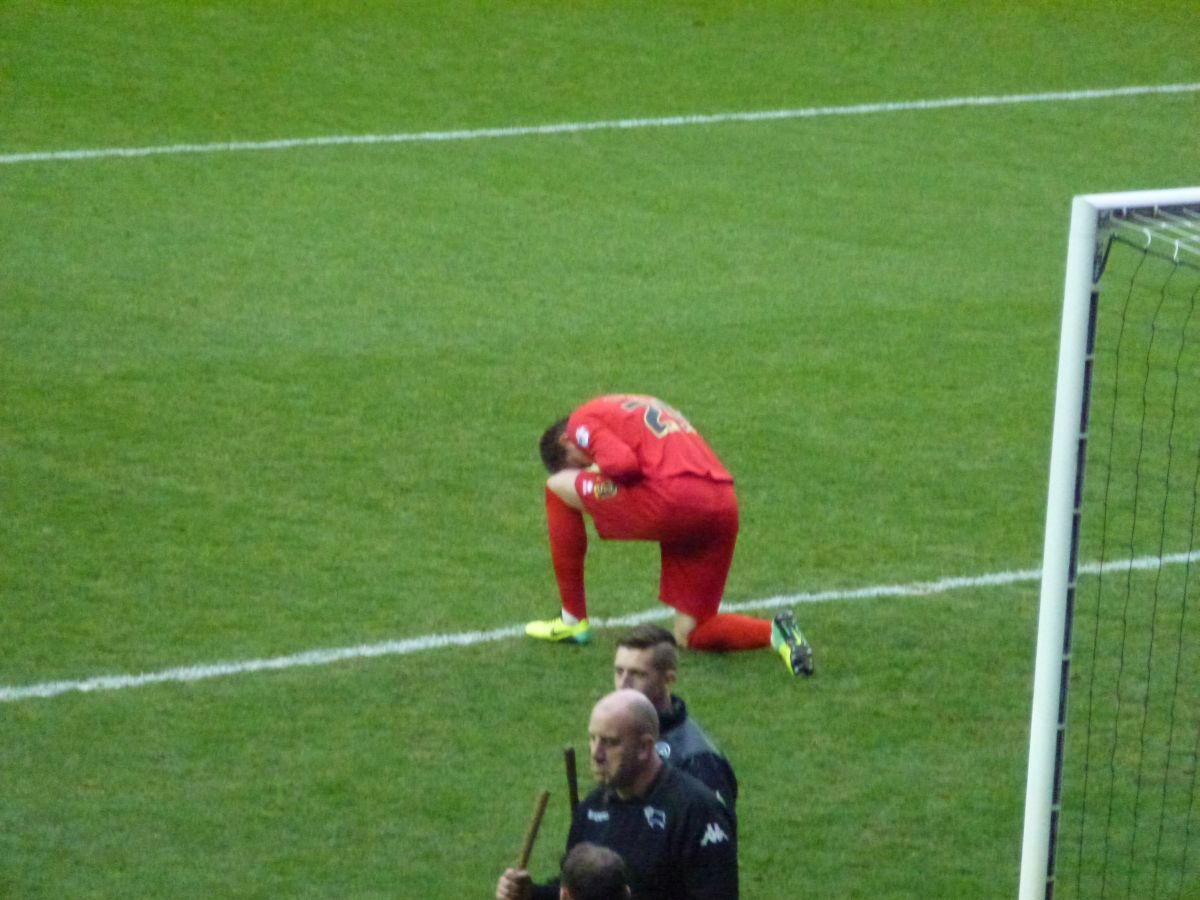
[614,624,737,815]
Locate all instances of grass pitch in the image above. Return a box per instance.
[2,2,1198,897]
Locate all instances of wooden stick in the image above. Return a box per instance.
[517,789,551,869]
[564,745,580,816]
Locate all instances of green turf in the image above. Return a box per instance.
[2,1,1199,897]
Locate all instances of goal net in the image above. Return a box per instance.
[1020,188,1200,900]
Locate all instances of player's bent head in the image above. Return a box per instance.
[560,842,631,900]
[540,417,570,473]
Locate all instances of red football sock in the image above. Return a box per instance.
[686,614,772,651]
[545,488,588,620]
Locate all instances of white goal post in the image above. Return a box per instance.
[1019,187,1200,900]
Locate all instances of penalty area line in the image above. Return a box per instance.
[2,550,1197,703]
[1,82,1198,166]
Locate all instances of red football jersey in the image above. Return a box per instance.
[565,395,733,483]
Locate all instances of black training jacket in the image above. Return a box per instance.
[532,764,738,900]
[657,695,738,816]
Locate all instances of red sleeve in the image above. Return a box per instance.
[566,414,641,482]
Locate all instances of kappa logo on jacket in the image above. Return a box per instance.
[587,809,610,822]
[700,822,729,847]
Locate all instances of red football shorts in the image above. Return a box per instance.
[574,472,738,620]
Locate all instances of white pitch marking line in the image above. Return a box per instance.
[2,551,1197,703]
[1,82,1198,166]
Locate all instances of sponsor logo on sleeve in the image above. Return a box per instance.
[574,425,590,448]
[581,477,618,501]
[700,822,730,847]
[587,809,610,823]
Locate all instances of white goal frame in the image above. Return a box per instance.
[1019,186,1200,900]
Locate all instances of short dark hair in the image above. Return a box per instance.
[561,843,630,900]
[540,417,570,473]
[617,624,678,674]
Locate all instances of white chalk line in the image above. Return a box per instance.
[2,82,1198,166]
[2,550,1197,703]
